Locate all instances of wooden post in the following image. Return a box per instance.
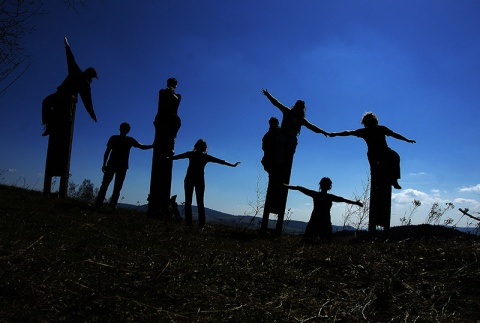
[147,137,174,218]
[261,161,293,235]
[43,97,76,198]
[368,160,392,239]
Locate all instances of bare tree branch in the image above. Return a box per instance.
[459,208,480,222]
[0,1,88,97]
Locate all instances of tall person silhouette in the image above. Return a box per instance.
[41,36,98,136]
[42,36,98,198]
[330,112,415,238]
[329,112,415,189]
[260,88,328,235]
[147,78,182,217]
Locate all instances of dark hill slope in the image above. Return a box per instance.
[1,185,479,322]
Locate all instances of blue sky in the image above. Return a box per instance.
[1,1,479,228]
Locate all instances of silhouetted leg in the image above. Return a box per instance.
[59,174,68,199]
[260,208,270,233]
[96,168,115,207]
[184,180,194,226]
[196,180,206,227]
[389,149,401,187]
[261,176,275,233]
[275,212,285,235]
[319,219,332,242]
[43,173,52,196]
[110,169,127,209]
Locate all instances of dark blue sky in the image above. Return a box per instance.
[1,1,479,226]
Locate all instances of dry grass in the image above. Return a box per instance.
[0,184,479,322]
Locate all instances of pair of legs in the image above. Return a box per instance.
[95,168,127,210]
[304,213,332,242]
[184,178,205,226]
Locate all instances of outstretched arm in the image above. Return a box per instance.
[261,89,290,114]
[329,130,356,137]
[64,35,81,75]
[389,130,416,144]
[225,161,241,167]
[134,143,154,150]
[207,154,240,167]
[79,86,97,122]
[330,193,363,206]
[172,152,190,160]
[302,118,328,136]
[285,184,317,198]
[340,197,363,207]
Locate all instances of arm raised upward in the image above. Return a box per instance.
[261,89,290,114]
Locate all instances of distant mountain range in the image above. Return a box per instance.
[119,203,361,234]
[118,202,480,236]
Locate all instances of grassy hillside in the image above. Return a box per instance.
[0,185,479,322]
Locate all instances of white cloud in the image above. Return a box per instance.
[459,184,480,193]
[7,169,16,172]
[454,198,480,211]
[408,172,430,176]
[392,188,452,207]
[454,198,478,204]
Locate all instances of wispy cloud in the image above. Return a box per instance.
[408,172,430,176]
[459,184,480,193]
[8,169,16,172]
[392,188,449,206]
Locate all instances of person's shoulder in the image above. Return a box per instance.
[378,125,393,133]
[106,134,121,145]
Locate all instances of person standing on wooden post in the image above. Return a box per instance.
[260,88,328,235]
[329,112,416,189]
[147,78,182,217]
[41,35,98,136]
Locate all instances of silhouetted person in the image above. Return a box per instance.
[286,178,363,242]
[261,117,280,174]
[261,89,328,167]
[95,123,153,211]
[147,78,182,217]
[329,112,416,189]
[42,36,98,136]
[154,77,182,155]
[260,88,328,235]
[172,139,240,227]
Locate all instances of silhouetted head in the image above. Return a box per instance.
[84,67,98,81]
[167,78,178,89]
[292,100,306,117]
[119,122,131,135]
[268,117,279,129]
[319,177,332,191]
[361,112,379,128]
[193,139,208,153]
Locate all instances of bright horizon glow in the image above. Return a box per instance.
[1,1,479,228]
